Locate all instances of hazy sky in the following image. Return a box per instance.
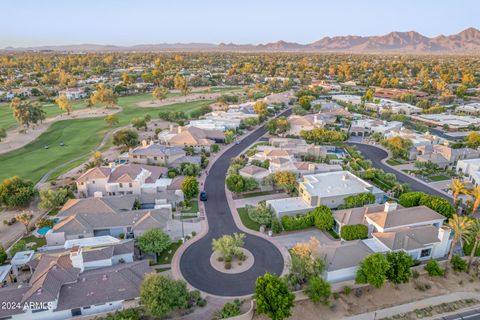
[2,0,479,48]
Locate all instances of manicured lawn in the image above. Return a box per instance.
[0,95,215,183]
[157,241,182,264]
[237,207,261,231]
[0,100,89,130]
[326,154,338,160]
[47,208,60,216]
[429,175,451,181]
[22,235,47,248]
[181,200,199,213]
[386,159,403,166]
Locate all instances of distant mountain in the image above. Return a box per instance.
[4,28,480,54]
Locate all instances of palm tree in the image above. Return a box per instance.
[470,186,480,213]
[467,219,480,270]
[447,214,474,272]
[450,179,468,203]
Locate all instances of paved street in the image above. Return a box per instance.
[435,308,480,320]
[347,142,452,200]
[179,109,292,296]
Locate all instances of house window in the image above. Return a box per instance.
[420,248,431,258]
[71,308,82,317]
[129,183,132,187]
[92,180,95,184]
[154,157,158,160]
[119,183,123,188]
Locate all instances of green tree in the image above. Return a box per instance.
[140,274,189,317]
[386,251,413,284]
[254,273,295,320]
[113,129,139,149]
[298,95,315,111]
[55,95,73,114]
[210,144,220,153]
[310,205,334,230]
[136,229,171,261]
[39,188,70,212]
[224,129,235,144]
[90,84,118,108]
[152,86,169,100]
[272,171,297,193]
[362,89,375,103]
[0,127,6,141]
[213,301,241,320]
[356,253,390,288]
[104,114,119,126]
[341,224,368,240]
[0,176,37,208]
[466,131,480,148]
[253,101,269,119]
[211,233,245,260]
[180,163,201,176]
[174,74,190,95]
[131,117,147,131]
[304,276,331,305]
[446,215,473,272]
[0,247,7,264]
[266,117,290,135]
[181,176,199,200]
[226,174,246,193]
[467,219,480,269]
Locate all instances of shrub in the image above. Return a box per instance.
[311,206,334,230]
[399,192,455,218]
[246,204,274,226]
[451,255,468,272]
[0,247,7,264]
[412,270,420,279]
[304,276,331,305]
[0,176,37,208]
[342,193,376,209]
[281,214,313,231]
[224,261,232,269]
[340,224,368,241]
[9,240,26,257]
[398,192,424,207]
[213,302,241,319]
[425,260,444,277]
[271,217,283,234]
[355,253,390,288]
[343,286,352,295]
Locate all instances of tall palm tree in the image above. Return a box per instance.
[447,214,474,272]
[451,179,468,203]
[467,219,480,270]
[470,186,480,213]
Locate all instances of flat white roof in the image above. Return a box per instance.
[11,250,35,266]
[267,197,312,213]
[64,235,120,249]
[413,114,480,127]
[301,171,372,198]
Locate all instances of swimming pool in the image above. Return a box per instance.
[37,227,51,236]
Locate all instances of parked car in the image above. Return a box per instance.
[200,191,208,201]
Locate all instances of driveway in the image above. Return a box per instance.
[273,228,339,249]
[179,109,292,296]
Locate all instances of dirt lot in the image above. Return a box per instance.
[253,271,480,320]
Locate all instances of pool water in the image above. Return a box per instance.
[37,227,51,236]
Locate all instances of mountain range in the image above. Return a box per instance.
[4,28,480,54]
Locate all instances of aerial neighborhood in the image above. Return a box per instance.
[1,8,480,319]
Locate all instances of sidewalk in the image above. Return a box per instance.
[344,292,480,320]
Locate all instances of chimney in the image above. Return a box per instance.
[178,126,183,133]
[70,245,84,272]
[169,124,174,132]
[342,173,349,181]
[149,139,154,145]
[384,202,398,213]
[141,140,147,147]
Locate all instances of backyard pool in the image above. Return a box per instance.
[37,227,51,236]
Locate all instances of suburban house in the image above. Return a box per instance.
[239,165,270,182]
[268,138,328,159]
[349,119,403,137]
[410,114,480,131]
[456,103,480,115]
[415,144,480,167]
[309,80,341,92]
[46,196,198,246]
[189,110,258,131]
[158,126,225,150]
[287,114,320,136]
[0,241,149,320]
[365,99,422,115]
[128,140,199,167]
[321,202,451,282]
[261,90,297,105]
[373,87,428,100]
[331,94,362,106]
[60,88,87,100]
[384,128,441,147]
[457,158,480,186]
[76,163,168,198]
[266,171,385,217]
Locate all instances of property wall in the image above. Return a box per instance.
[326,266,359,283]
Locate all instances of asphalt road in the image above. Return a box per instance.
[435,307,480,320]
[179,109,291,296]
[347,142,451,200]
